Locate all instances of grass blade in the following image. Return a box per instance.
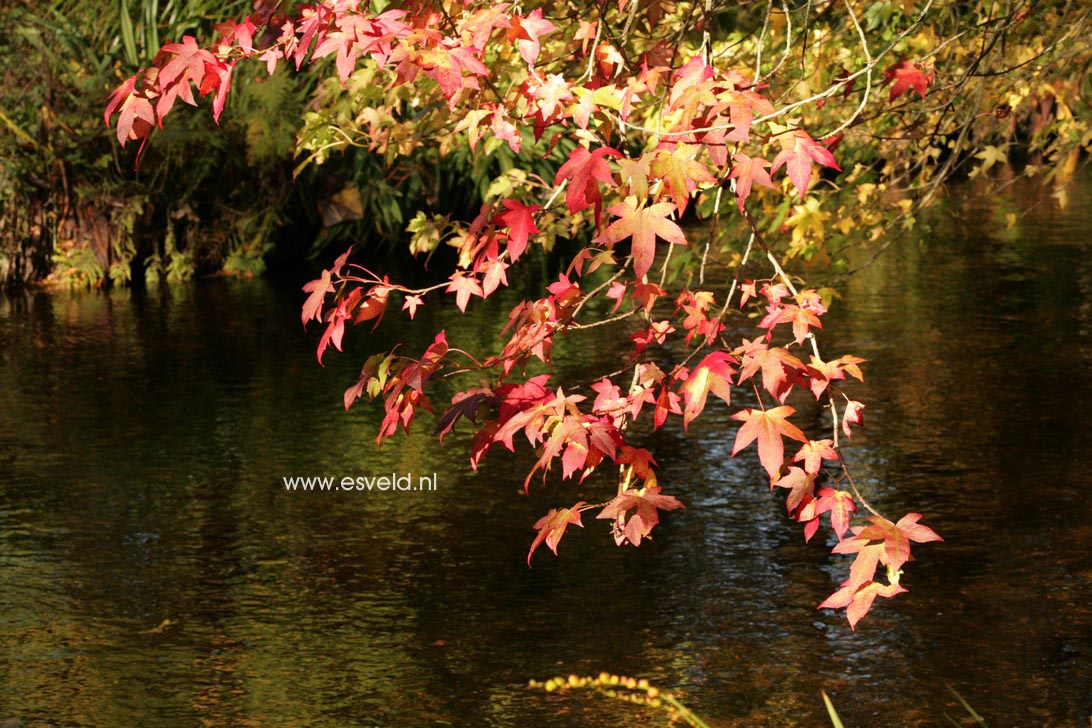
[119,0,137,66]
[822,691,845,728]
[946,684,986,724]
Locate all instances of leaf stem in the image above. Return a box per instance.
[739,205,883,520]
[835,448,880,518]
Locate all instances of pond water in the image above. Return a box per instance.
[1,178,1090,726]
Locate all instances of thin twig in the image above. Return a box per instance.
[739,206,883,519]
[821,0,872,139]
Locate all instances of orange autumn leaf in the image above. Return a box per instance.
[731,406,807,480]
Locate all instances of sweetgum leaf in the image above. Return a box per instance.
[435,390,494,442]
[597,486,684,546]
[884,60,934,100]
[554,145,621,221]
[731,406,807,480]
[595,196,686,280]
[528,502,585,565]
[493,199,541,261]
[678,351,736,430]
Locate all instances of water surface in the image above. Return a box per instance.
[1,179,1090,726]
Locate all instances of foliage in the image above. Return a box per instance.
[103,0,1089,628]
[0,0,313,288]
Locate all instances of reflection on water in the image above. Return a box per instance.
[1,178,1090,726]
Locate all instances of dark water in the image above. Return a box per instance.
[1,179,1090,726]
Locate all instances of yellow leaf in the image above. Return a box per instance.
[856,183,876,205]
[786,197,830,246]
[974,145,1008,172]
[592,86,624,110]
[1053,186,1068,209]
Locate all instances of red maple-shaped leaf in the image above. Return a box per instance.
[492,199,541,261]
[617,445,658,479]
[402,294,424,319]
[758,301,824,345]
[446,273,484,312]
[842,541,885,594]
[316,291,358,364]
[105,73,157,146]
[595,196,687,280]
[815,487,857,540]
[354,285,390,326]
[834,355,865,381]
[892,512,944,546]
[554,145,621,220]
[630,320,675,358]
[668,55,715,108]
[650,144,717,215]
[774,466,815,511]
[806,354,865,398]
[435,389,493,442]
[527,72,573,120]
[214,17,257,55]
[770,124,841,198]
[290,6,331,69]
[155,36,218,120]
[194,58,235,123]
[735,337,806,400]
[727,152,776,212]
[842,399,865,438]
[820,513,940,627]
[738,280,759,307]
[530,415,592,485]
[508,8,555,66]
[527,501,586,565]
[678,351,736,431]
[731,406,807,480]
[157,36,214,87]
[629,282,666,313]
[301,269,334,325]
[479,259,508,297]
[793,438,838,475]
[884,60,933,101]
[430,45,491,104]
[596,486,684,546]
[482,107,521,153]
[313,10,409,82]
[836,513,942,574]
[652,384,682,429]
[605,281,627,311]
[819,580,908,629]
[460,4,511,49]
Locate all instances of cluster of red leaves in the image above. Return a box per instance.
[106,0,939,628]
[303,249,939,626]
[819,514,942,626]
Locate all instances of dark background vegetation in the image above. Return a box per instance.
[0,0,451,288]
[0,0,322,287]
[0,0,570,289]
